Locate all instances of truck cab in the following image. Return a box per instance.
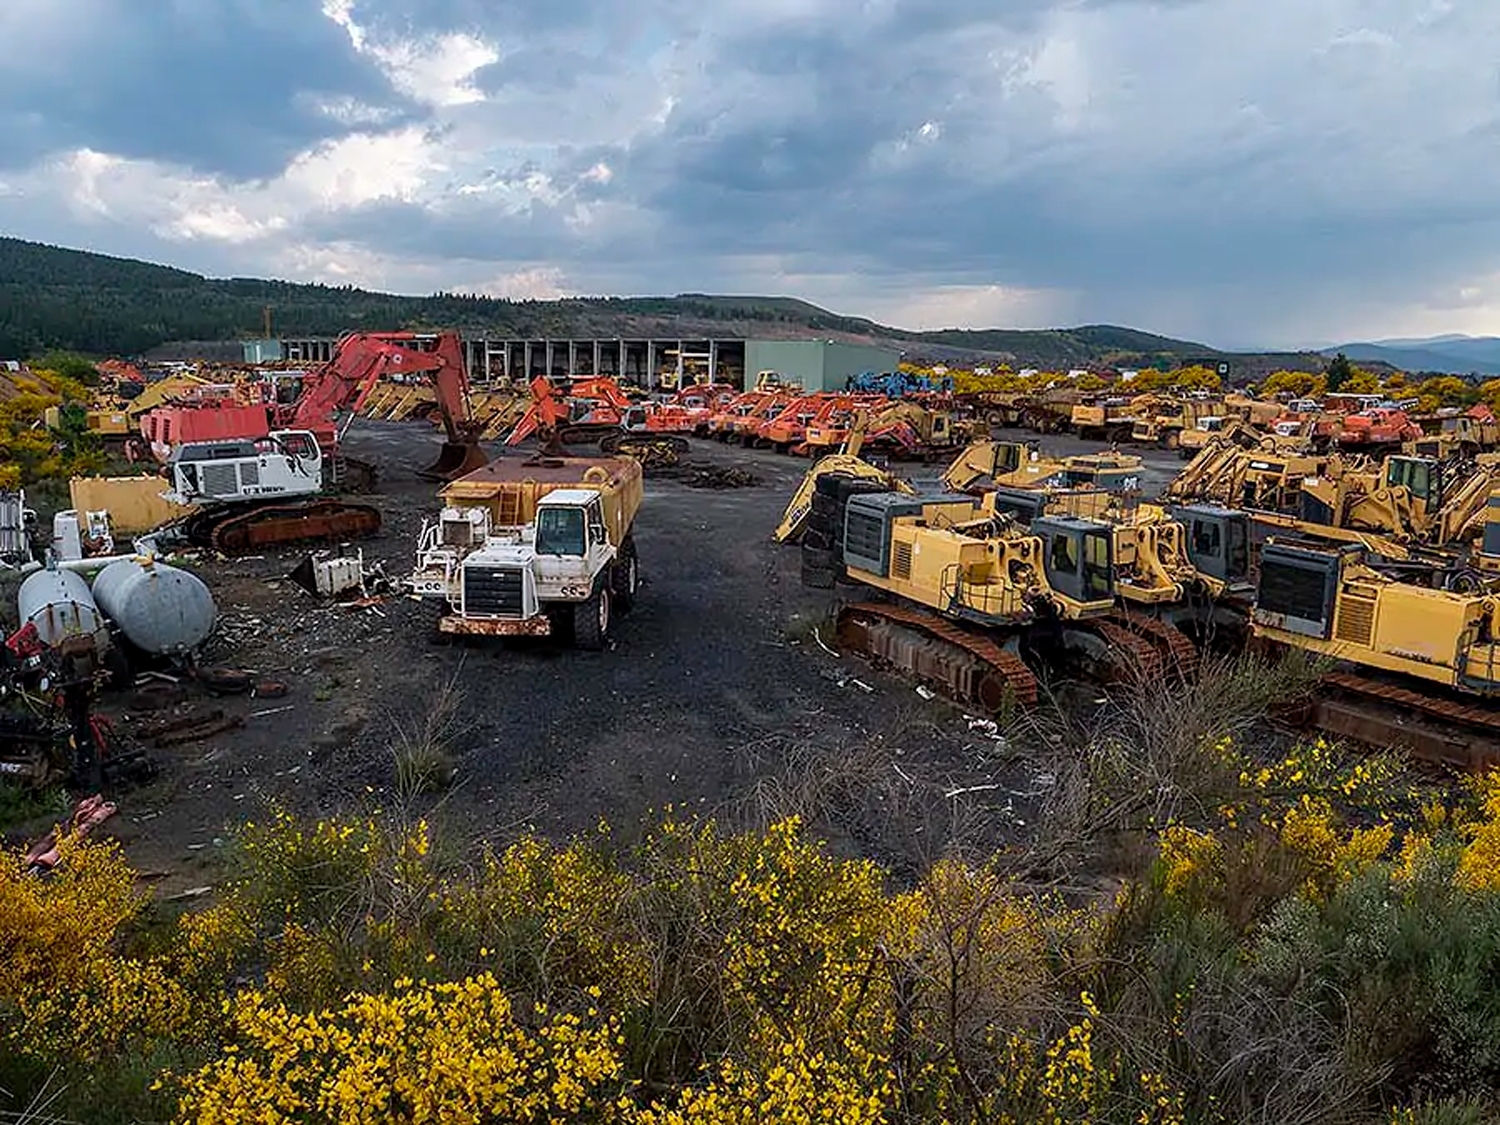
[445,488,638,648]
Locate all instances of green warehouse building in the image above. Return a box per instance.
[743,339,903,393]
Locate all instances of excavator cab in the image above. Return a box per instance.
[984,486,1050,524]
[1035,516,1114,605]
[1172,505,1251,588]
[1384,455,1443,507]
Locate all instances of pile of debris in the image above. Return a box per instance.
[648,463,761,489]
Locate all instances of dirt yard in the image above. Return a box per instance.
[9,421,1171,890]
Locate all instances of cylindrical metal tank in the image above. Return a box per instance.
[92,558,217,656]
[17,567,111,655]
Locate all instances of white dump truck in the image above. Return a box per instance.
[407,453,643,649]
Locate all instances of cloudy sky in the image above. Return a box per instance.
[0,0,1494,347]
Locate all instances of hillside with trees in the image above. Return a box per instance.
[0,238,1323,375]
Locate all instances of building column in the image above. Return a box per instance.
[645,340,656,389]
[544,340,554,380]
[593,340,602,379]
[568,340,578,378]
[708,339,719,382]
[523,342,532,380]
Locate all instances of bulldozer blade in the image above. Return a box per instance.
[418,441,492,481]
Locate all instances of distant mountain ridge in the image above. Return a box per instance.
[0,236,1315,376]
[1325,334,1500,376]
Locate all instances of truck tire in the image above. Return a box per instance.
[802,526,831,551]
[612,536,640,612]
[573,583,612,650]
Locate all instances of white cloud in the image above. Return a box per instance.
[472,267,569,299]
[167,204,288,245]
[322,0,498,108]
[10,0,1500,346]
[861,284,1074,333]
[280,128,445,209]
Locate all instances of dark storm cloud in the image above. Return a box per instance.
[0,0,417,177]
[5,0,1500,342]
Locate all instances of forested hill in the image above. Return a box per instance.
[0,236,1242,369]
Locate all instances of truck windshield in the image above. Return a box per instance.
[536,508,586,555]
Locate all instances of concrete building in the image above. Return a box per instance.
[241,339,284,363]
[743,339,903,393]
[268,333,902,390]
[461,337,747,387]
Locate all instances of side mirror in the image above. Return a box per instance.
[590,521,607,545]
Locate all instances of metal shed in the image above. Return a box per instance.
[743,339,902,393]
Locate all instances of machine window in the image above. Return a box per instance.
[536,508,586,556]
[1083,533,1112,598]
[1050,533,1078,575]
[1192,518,1222,558]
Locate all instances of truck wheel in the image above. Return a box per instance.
[612,537,640,611]
[574,583,612,650]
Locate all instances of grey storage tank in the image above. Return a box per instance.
[17,566,111,656]
[92,557,217,656]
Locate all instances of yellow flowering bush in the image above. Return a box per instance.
[0,834,141,999]
[636,1046,889,1125]
[0,835,210,1063]
[172,975,624,1125]
[21,771,1500,1124]
[440,832,650,1003]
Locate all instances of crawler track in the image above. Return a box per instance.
[1314,670,1500,769]
[207,500,382,555]
[1110,609,1200,681]
[1079,618,1165,685]
[835,601,1039,711]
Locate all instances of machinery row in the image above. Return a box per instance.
[980,385,1500,459]
[776,428,1500,768]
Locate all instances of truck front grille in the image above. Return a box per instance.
[463,566,524,616]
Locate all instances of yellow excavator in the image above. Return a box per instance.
[823,483,1253,710]
[1168,438,1500,570]
[777,429,1148,544]
[1252,536,1500,766]
[1165,441,1346,511]
[939,440,1144,495]
[772,410,918,543]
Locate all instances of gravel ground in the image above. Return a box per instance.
[37,421,1108,889]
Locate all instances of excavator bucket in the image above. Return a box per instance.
[418,440,492,482]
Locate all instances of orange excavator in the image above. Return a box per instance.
[506,377,693,458]
[137,331,490,484]
[282,330,488,482]
[505,377,574,453]
[1336,407,1423,457]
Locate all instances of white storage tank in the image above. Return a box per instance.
[17,567,111,656]
[92,557,217,656]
